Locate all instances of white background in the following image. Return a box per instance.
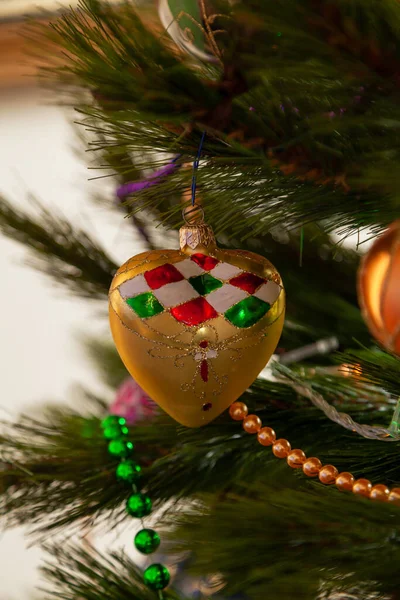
[0,86,147,599]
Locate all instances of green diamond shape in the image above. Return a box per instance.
[189,273,223,296]
[126,292,164,318]
[225,296,270,328]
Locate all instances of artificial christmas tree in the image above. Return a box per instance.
[2,0,400,598]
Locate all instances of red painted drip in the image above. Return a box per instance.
[200,360,209,382]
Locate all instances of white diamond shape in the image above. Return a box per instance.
[254,281,281,305]
[209,263,242,281]
[206,284,248,313]
[119,274,150,299]
[175,258,204,278]
[153,279,199,308]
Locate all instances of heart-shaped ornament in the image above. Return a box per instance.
[109,218,285,427]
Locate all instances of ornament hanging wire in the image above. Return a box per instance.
[182,130,206,225]
[191,130,206,206]
[273,362,400,442]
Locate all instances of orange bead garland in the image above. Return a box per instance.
[243,414,262,434]
[318,465,338,485]
[257,427,276,446]
[272,439,291,458]
[370,484,389,502]
[353,479,372,498]
[287,449,306,468]
[229,402,248,421]
[335,472,355,492]
[303,457,322,477]
[388,488,400,504]
[230,401,400,505]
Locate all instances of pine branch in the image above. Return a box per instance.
[2,375,400,538]
[0,196,116,298]
[41,543,186,600]
[164,484,400,600]
[31,0,400,240]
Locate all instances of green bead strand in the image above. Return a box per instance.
[126,493,152,518]
[103,422,129,440]
[108,439,134,458]
[134,529,160,554]
[101,415,126,429]
[116,460,142,484]
[143,563,170,591]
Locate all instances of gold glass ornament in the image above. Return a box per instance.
[358,220,400,355]
[109,210,285,427]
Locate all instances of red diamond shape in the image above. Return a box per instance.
[144,263,184,290]
[170,297,218,326]
[230,272,265,294]
[190,253,219,271]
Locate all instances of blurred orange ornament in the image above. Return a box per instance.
[358,221,400,355]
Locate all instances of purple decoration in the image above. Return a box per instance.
[117,158,180,200]
[249,106,255,111]
[110,377,157,425]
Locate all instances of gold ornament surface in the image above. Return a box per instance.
[358,220,400,355]
[109,219,285,427]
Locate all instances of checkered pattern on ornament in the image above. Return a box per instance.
[118,253,281,329]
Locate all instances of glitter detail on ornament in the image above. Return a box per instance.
[190,253,219,271]
[200,360,209,382]
[225,296,270,328]
[202,402,212,411]
[144,263,184,290]
[126,292,164,319]
[229,272,265,294]
[170,296,218,326]
[189,273,223,295]
[194,339,217,383]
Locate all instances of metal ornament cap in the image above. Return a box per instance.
[109,218,285,427]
